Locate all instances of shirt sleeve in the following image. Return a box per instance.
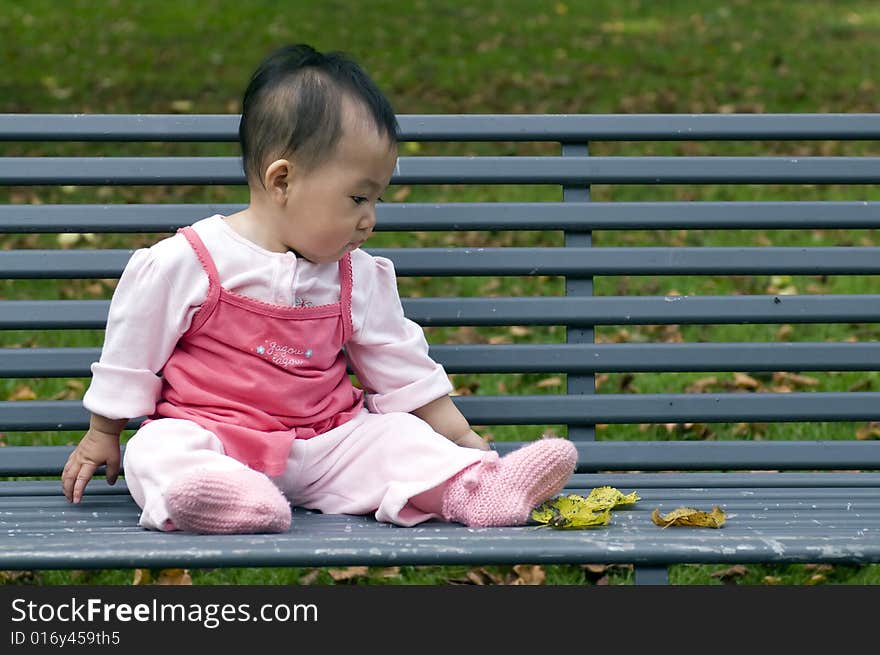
[82,240,206,420]
[346,255,453,414]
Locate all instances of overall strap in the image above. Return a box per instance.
[178,226,222,335]
[338,253,355,342]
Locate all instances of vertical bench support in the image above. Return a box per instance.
[561,142,595,442]
[633,566,670,585]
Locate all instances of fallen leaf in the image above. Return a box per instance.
[532,495,610,528]
[8,385,37,401]
[531,487,639,529]
[710,564,748,581]
[733,373,762,391]
[156,569,192,585]
[132,569,151,585]
[298,570,322,585]
[327,566,370,581]
[651,506,726,528]
[510,564,545,585]
[584,486,640,510]
[856,422,880,440]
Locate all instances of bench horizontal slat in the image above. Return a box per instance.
[7,473,880,495]
[4,246,879,278]
[1,393,878,433]
[3,202,880,233]
[4,156,880,186]
[3,440,879,477]
[1,500,877,569]
[4,342,879,378]
[3,113,879,142]
[4,295,880,329]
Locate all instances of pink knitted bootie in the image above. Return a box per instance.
[441,438,578,527]
[165,468,291,534]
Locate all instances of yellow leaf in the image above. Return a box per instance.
[584,486,640,510]
[651,506,726,528]
[531,487,639,529]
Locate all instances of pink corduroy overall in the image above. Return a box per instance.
[147,226,364,476]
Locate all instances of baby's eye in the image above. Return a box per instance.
[352,196,368,205]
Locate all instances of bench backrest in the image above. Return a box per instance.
[1,113,879,476]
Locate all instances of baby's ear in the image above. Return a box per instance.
[264,158,293,201]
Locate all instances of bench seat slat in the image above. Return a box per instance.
[1,502,877,570]
[0,394,878,433]
[4,247,879,278]
[3,202,880,233]
[3,113,879,142]
[4,156,880,186]
[3,439,878,476]
[4,342,879,378]
[7,473,880,495]
[4,295,880,328]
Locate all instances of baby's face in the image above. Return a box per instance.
[279,112,398,264]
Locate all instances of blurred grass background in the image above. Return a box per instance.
[1,0,878,585]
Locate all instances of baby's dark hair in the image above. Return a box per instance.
[239,44,399,187]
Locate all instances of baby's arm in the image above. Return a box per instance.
[411,395,490,451]
[63,237,204,502]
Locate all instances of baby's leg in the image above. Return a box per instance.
[278,410,485,526]
[123,418,290,534]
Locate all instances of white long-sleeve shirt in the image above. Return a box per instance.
[83,214,452,420]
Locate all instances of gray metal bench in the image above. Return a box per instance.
[1,113,879,585]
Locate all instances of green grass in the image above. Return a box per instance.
[2,0,879,585]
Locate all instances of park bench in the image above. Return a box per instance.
[0,113,879,585]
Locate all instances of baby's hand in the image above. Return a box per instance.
[61,427,122,504]
[453,429,491,451]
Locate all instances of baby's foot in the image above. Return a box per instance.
[441,438,577,527]
[165,468,291,534]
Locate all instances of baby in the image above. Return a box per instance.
[61,43,576,534]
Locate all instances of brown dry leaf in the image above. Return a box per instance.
[464,567,505,585]
[773,372,819,389]
[536,376,563,388]
[376,567,401,578]
[327,566,370,581]
[856,422,880,441]
[50,380,86,401]
[132,569,151,585]
[0,570,36,583]
[8,385,37,401]
[582,564,608,575]
[776,324,794,340]
[156,569,192,585]
[687,376,719,393]
[651,505,726,528]
[733,373,762,391]
[510,564,545,585]
[509,326,532,337]
[298,570,322,585]
[710,564,748,581]
[392,186,411,202]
